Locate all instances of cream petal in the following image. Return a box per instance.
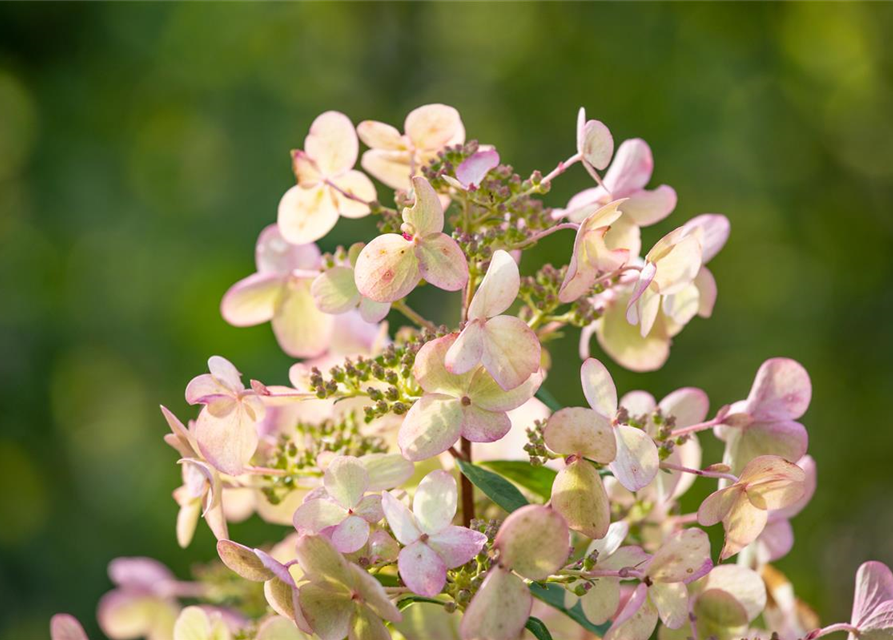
[272,280,335,358]
[550,459,611,539]
[357,120,405,151]
[304,111,358,177]
[480,316,541,391]
[329,171,375,219]
[620,186,677,227]
[353,233,420,303]
[405,104,463,151]
[221,273,282,327]
[403,176,444,236]
[311,267,361,315]
[444,321,485,376]
[468,250,520,320]
[650,582,689,629]
[543,407,616,461]
[609,425,659,492]
[459,568,531,640]
[360,149,412,191]
[414,470,458,534]
[397,394,464,461]
[494,505,569,580]
[297,583,352,640]
[580,357,618,417]
[277,184,340,245]
[646,528,712,584]
[415,233,468,292]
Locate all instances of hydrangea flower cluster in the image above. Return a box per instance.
[52,104,891,640]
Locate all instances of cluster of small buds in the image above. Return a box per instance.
[443,518,500,613]
[524,419,551,466]
[191,559,268,618]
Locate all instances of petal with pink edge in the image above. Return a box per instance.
[609,425,659,492]
[195,404,258,476]
[581,357,618,417]
[727,419,808,475]
[694,266,717,318]
[468,250,520,320]
[404,176,444,236]
[399,541,448,597]
[405,104,463,150]
[329,170,375,219]
[304,111,358,177]
[596,294,671,373]
[620,185,677,227]
[550,459,610,539]
[682,214,730,263]
[381,492,421,546]
[427,525,488,568]
[354,233,420,303]
[745,358,812,422]
[646,528,712,583]
[221,273,281,327]
[466,367,543,413]
[51,615,89,640]
[360,454,415,492]
[357,120,404,150]
[460,568,531,640]
[721,497,769,560]
[604,139,654,195]
[460,403,512,443]
[648,232,702,295]
[255,223,321,275]
[361,149,411,191]
[444,321,485,376]
[293,499,347,534]
[495,505,569,580]
[480,315,541,391]
[294,534,353,590]
[217,540,276,582]
[659,387,709,428]
[413,335,476,396]
[311,266,360,315]
[331,515,370,553]
[543,407,616,461]
[415,233,469,292]
[456,150,500,189]
[398,394,464,461]
[579,118,614,171]
[414,470,458,535]
[757,518,795,563]
[604,583,658,640]
[853,561,893,629]
[324,456,369,510]
[697,486,741,527]
[358,296,390,323]
[580,577,621,625]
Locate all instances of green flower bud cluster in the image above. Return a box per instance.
[524,419,550,466]
[192,560,268,619]
[444,518,500,612]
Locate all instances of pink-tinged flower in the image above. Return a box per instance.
[763,565,819,640]
[398,334,544,461]
[842,562,893,639]
[172,606,233,640]
[558,200,630,303]
[381,470,487,597]
[277,111,375,245]
[626,225,704,338]
[354,176,468,303]
[295,534,402,640]
[697,455,807,560]
[619,387,709,503]
[751,455,816,565]
[358,104,465,190]
[576,107,614,178]
[311,246,390,324]
[445,250,541,390]
[51,615,89,640]
[161,406,229,547]
[716,357,811,475]
[565,522,651,626]
[447,149,500,190]
[292,456,385,554]
[221,224,334,358]
[461,506,570,640]
[255,616,312,640]
[579,358,661,492]
[97,558,187,640]
[605,529,713,640]
[185,356,265,476]
[216,540,312,633]
[543,404,615,539]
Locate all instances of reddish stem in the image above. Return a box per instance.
[460,437,475,526]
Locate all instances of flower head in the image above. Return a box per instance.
[51,615,89,640]
[381,470,487,596]
[697,455,807,560]
[221,224,334,358]
[358,104,465,190]
[449,149,501,191]
[97,557,185,640]
[846,561,893,638]
[278,111,375,244]
[398,334,543,461]
[445,250,541,390]
[173,606,234,640]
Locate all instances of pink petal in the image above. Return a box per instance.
[659,387,709,429]
[398,394,464,461]
[694,266,718,318]
[293,498,347,534]
[277,184,340,245]
[620,186,677,227]
[852,562,893,629]
[480,315,541,391]
[415,233,469,292]
[427,525,488,568]
[682,213,730,263]
[609,425,659,492]
[414,470,458,534]
[359,454,415,492]
[304,111,358,177]
[185,373,232,406]
[579,118,614,171]
[51,615,89,640]
[161,405,196,457]
[605,582,658,640]
[739,455,807,510]
[404,176,444,236]
[324,456,370,510]
[358,297,390,323]
[581,357,618,417]
[727,419,808,475]
[494,505,569,580]
[398,541,448,597]
[413,334,476,396]
[550,459,611,539]
[381,491,421,546]
[194,403,259,476]
[543,407,615,461]
[745,358,812,422]
[331,515,370,553]
[405,104,463,151]
[255,224,321,275]
[108,557,174,589]
[444,321,485,376]
[311,267,361,314]
[353,233,420,303]
[697,485,740,527]
[468,250,520,320]
[757,518,795,563]
[271,279,335,358]
[456,150,500,189]
[604,139,653,196]
[645,528,712,583]
[353,494,384,523]
[221,273,281,327]
[619,391,657,417]
[460,403,512,443]
[460,568,531,640]
[721,496,769,560]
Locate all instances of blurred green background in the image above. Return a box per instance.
[2,2,893,637]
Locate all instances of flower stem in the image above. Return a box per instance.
[511,222,580,250]
[392,300,436,331]
[660,461,738,484]
[669,416,722,438]
[805,623,861,639]
[460,437,475,526]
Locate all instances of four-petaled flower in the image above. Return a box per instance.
[185,356,265,476]
[354,176,468,303]
[697,454,807,560]
[398,334,543,461]
[445,249,541,390]
[381,470,487,597]
[311,243,391,323]
[278,111,376,244]
[221,224,334,358]
[292,455,385,554]
[842,561,893,639]
[358,103,465,190]
[295,534,402,640]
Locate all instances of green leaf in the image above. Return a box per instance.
[529,583,611,636]
[535,387,563,412]
[396,595,445,611]
[456,459,529,513]
[525,616,553,640]
[373,573,401,587]
[480,460,557,501]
